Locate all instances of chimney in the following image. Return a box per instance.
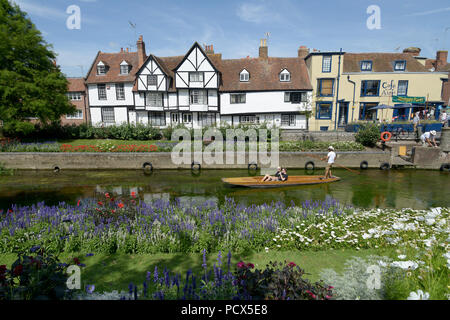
[436,50,448,70]
[120,48,124,53]
[298,45,309,58]
[137,35,147,67]
[204,44,214,55]
[259,39,268,58]
[403,47,421,56]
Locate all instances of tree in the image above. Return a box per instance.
[0,0,75,135]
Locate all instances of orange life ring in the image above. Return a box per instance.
[380,131,392,142]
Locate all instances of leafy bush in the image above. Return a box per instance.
[0,246,70,300]
[236,260,333,300]
[355,123,380,147]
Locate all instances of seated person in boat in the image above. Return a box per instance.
[261,167,281,182]
[279,168,288,181]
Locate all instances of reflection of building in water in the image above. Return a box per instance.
[177,196,218,207]
[143,193,170,203]
[112,187,123,195]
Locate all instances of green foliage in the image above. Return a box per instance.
[280,140,364,152]
[236,260,333,300]
[0,162,13,175]
[0,0,75,128]
[355,123,380,147]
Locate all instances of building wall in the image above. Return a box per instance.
[61,92,89,125]
[88,83,134,106]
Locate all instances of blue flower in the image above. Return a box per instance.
[86,253,94,257]
[85,284,95,294]
[30,245,41,253]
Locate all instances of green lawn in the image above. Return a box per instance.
[57,139,171,146]
[0,248,394,293]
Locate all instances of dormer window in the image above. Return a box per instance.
[280,69,290,82]
[120,60,131,75]
[394,60,406,71]
[97,61,107,75]
[240,69,249,82]
[360,60,372,71]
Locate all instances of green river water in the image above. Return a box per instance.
[0,169,448,210]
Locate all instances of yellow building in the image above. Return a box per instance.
[304,49,447,131]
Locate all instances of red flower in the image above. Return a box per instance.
[97,201,103,206]
[117,203,124,209]
[73,258,80,265]
[111,209,116,214]
[13,265,23,276]
[131,192,136,198]
[288,262,296,267]
[105,193,110,198]
[306,290,316,299]
[247,263,255,269]
[237,261,246,269]
[77,200,81,207]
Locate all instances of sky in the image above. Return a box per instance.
[11,0,450,77]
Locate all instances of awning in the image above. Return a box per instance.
[368,104,393,110]
[392,104,413,109]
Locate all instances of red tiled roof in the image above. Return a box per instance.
[67,77,85,92]
[343,53,430,72]
[86,51,139,84]
[218,57,312,91]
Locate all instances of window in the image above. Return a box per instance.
[280,70,290,82]
[97,65,106,75]
[285,92,307,103]
[322,56,332,73]
[66,110,83,120]
[147,75,157,86]
[120,65,130,75]
[101,107,115,123]
[397,80,408,96]
[201,113,216,126]
[230,93,246,104]
[281,114,296,126]
[361,80,380,96]
[240,115,259,124]
[171,113,179,124]
[359,103,378,121]
[190,90,205,104]
[116,83,125,100]
[189,72,203,82]
[394,60,406,71]
[318,79,334,96]
[67,92,82,101]
[150,112,166,126]
[97,84,107,100]
[183,113,192,123]
[316,102,333,119]
[360,60,372,71]
[146,92,163,107]
[240,70,249,82]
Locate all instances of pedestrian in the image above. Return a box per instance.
[413,111,420,132]
[440,108,447,127]
[320,146,336,179]
[420,130,437,148]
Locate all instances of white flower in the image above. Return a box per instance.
[391,261,418,270]
[407,290,430,300]
[265,247,269,253]
[398,255,406,259]
[425,219,435,226]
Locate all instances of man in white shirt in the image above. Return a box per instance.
[420,130,437,147]
[321,146,336,179]
[440,109,447,127]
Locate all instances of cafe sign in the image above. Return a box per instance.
[392,96,426,104]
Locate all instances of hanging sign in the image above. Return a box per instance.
[392,96,425,104]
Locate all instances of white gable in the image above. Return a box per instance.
[176,46,215,72]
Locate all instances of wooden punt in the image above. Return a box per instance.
[222,176,341,188]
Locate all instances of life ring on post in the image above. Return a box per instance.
[191,161,201,171]
[143,162,153,172]
[379,162,390,170]
[360,161,369,170]
[380,131,392,142]
[305,161,315,171]
[248,162,258,171]
[440,163,450,172]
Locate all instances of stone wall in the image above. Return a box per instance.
[281,130,356,142]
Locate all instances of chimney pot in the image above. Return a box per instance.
[259,39,268,58]
[298,45,310,58]
[403,47,421,56]
[436,50,448,70]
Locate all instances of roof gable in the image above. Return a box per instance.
[174,42,220,73]
[343,53,430,73]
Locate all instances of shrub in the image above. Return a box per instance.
[236,260,333,300]
[355,123,380,147]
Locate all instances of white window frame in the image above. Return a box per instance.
[150,112,166,126]
[120,65,129,75]
[146,92,163,107]
[97,84,107,100]
[281,114,296,126]
[67,92,82,101]
[102,107,115,123]
[189,72,204,82]
[183,113,192,124]
[147,75,157,86]
[66,109,83,120]
[240,115,260,124]
[97,63,106,75]
[201,113,216,126]
[280,70,291,82]
[240,70,249,82]
[115,83,125,100]
[230,93,246,104]
[190,90,206,105]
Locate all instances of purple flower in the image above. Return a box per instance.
[85,284,95,294]
[86,253,94,257]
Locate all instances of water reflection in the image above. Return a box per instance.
[0,169,448,210]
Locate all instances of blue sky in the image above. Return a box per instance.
[12,0,450,77]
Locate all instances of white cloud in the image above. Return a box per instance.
[404,7,450,17]
[12,0,67,20]
[236,3,274,23]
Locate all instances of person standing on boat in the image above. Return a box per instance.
[321,146,336,179]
